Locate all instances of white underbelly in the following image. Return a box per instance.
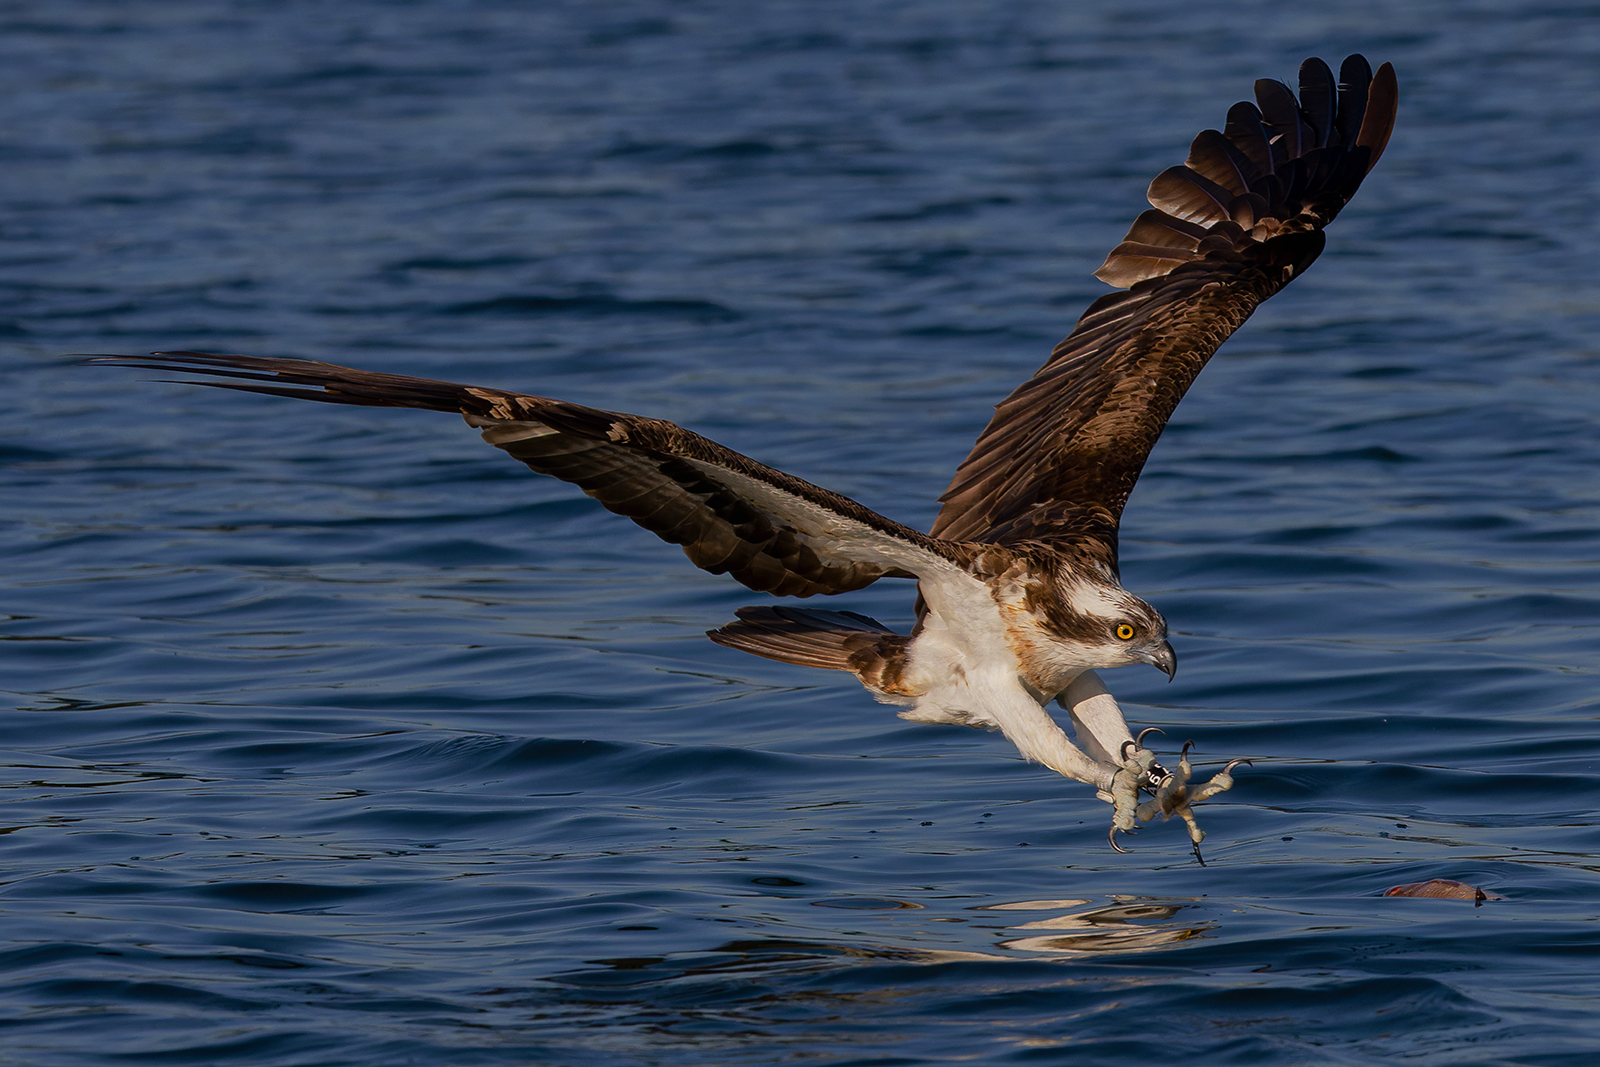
[895,568,1033,728]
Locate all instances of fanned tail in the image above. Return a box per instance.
[709,606,915,698]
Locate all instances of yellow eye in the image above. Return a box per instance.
[1116,623,1135,641]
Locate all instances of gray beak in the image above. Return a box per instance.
[1142,640,1177,681]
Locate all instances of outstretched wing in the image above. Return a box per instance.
[932,56,1397,569]
[87,351,970,597]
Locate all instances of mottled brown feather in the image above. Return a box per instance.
[83,351,969,597]
[931,56,1396,566]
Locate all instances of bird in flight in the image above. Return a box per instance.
[91,55,1396,862]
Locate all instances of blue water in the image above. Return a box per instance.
[4,2,1600,1063]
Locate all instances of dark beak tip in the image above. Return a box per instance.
[1134,641,1177,680]
[1154,641,1177,682]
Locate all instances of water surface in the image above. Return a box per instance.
[3,2,1600,1063]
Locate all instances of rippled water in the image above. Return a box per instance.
[4,2,1600,1063]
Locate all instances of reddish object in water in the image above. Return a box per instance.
[1383,879,1498,906]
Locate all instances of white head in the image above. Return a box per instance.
[1004,569,1176,693]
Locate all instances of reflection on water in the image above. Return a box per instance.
[567,896,1218,978]
[995,899,1214,956]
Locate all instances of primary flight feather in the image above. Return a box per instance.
[91,55,1397,861]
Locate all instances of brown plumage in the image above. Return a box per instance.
[707,606,915,696]
[85,53,1396,666]
[931,56,1397,568]
[88,56,1397,855]
[88,350,970,599]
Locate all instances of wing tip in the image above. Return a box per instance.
[1093,52,1395,294]
[1356,61,1399,171]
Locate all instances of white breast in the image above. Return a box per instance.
[895,568,1110,787]
[897,568,1034,724]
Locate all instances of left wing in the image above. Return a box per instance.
[86,351,973,597]
[932,55,1397,570]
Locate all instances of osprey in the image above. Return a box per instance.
[91,55,1396,862]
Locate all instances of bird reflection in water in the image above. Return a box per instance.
[987,898,1214,956]
[572,896,1214,983]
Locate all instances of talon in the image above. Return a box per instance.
[1135,727,1165,748]
[1187,757,1250,806]
[1102,751,1249,858]
[1108,735,1166,852]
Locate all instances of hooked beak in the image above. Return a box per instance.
[1139,640,1177,681]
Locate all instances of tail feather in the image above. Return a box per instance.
[708,606,914,696]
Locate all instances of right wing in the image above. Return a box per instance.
[931,56,1397,567]
[87,351,972,597]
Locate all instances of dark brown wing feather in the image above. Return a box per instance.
[86,351,967,597]
[932,56,1397,566]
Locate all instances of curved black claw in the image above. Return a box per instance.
[1181,740,1196,760]
[1108,826,1131,854]
[1122,727,1165,763]
[1192,840,1207,867]
[1222,758,1253,775]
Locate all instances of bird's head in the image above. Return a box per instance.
[1025,571,1177,683]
